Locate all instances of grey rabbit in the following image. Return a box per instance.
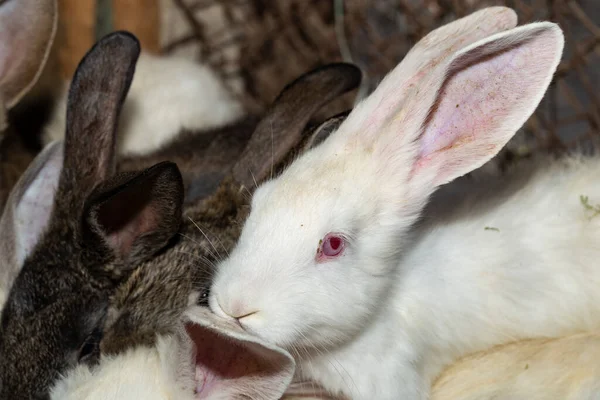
[101,67,362,353]
[0,32,186,399]
[0,30,361,399]
[0,0,58,212]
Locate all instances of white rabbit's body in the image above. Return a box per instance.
[293,153,600,399]
[43,52,243,155]
[210,8,569,400]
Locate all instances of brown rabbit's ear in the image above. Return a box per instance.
[57,31,139,209]
[275,111,351,175]
[0,141,62,304]
[231,63,361,189]
[0,31,140,301]
[0,0,58,111]
[301,110,351,153]
[83,162,184,273]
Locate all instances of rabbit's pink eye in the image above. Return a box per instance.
[316,233,345,262]
[327,237,342,252]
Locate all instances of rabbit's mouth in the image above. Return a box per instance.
[182,308,294,399]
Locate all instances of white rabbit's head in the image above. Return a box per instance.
[210,7,564,352]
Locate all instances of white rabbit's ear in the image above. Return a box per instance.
[182,306,296,400]
[0,141,63,304]
[341,20,563,199]
[413,22,563,187]
[0,0,58,109]
[342,6,517,134]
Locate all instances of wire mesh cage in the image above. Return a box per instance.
[161,0,599,164]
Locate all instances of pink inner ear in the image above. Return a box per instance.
[106,205,158,258]
[419,48,522,158]
[186,323,285,399]
[411,27,562,186]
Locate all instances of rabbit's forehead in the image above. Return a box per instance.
[242,144,378,253]
[260,151,371,209]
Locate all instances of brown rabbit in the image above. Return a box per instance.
[102,68,361,354]
[0,0,58,211]
[0,31,189,399]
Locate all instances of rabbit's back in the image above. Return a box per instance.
[396,153,600,382]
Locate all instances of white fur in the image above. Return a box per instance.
[214,153,600,400]
[43,52,244,156]
[50,334,196,400]
[209,9,570,400]
[51,307,296,400]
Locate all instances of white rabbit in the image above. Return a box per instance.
[42,51,244,156]
[208,6,572,399]
[50,306,295,400]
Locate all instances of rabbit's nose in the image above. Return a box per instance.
[229,299,260,322]
[209,293,259,323]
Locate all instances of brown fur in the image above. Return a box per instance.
[117,118,259,205]
[116,63,361,206]
[0,32,155,399]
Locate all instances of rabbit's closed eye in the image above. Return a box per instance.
[77,327,102,365]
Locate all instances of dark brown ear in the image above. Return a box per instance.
[301,110,350,152]
[83,162,184,273]
[231,63,361,188]
[0,32,140,300]
[275,110,351,176]
[58,31,139,208]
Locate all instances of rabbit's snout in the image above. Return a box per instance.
[210,292,260,322]
[209,286,264,332]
